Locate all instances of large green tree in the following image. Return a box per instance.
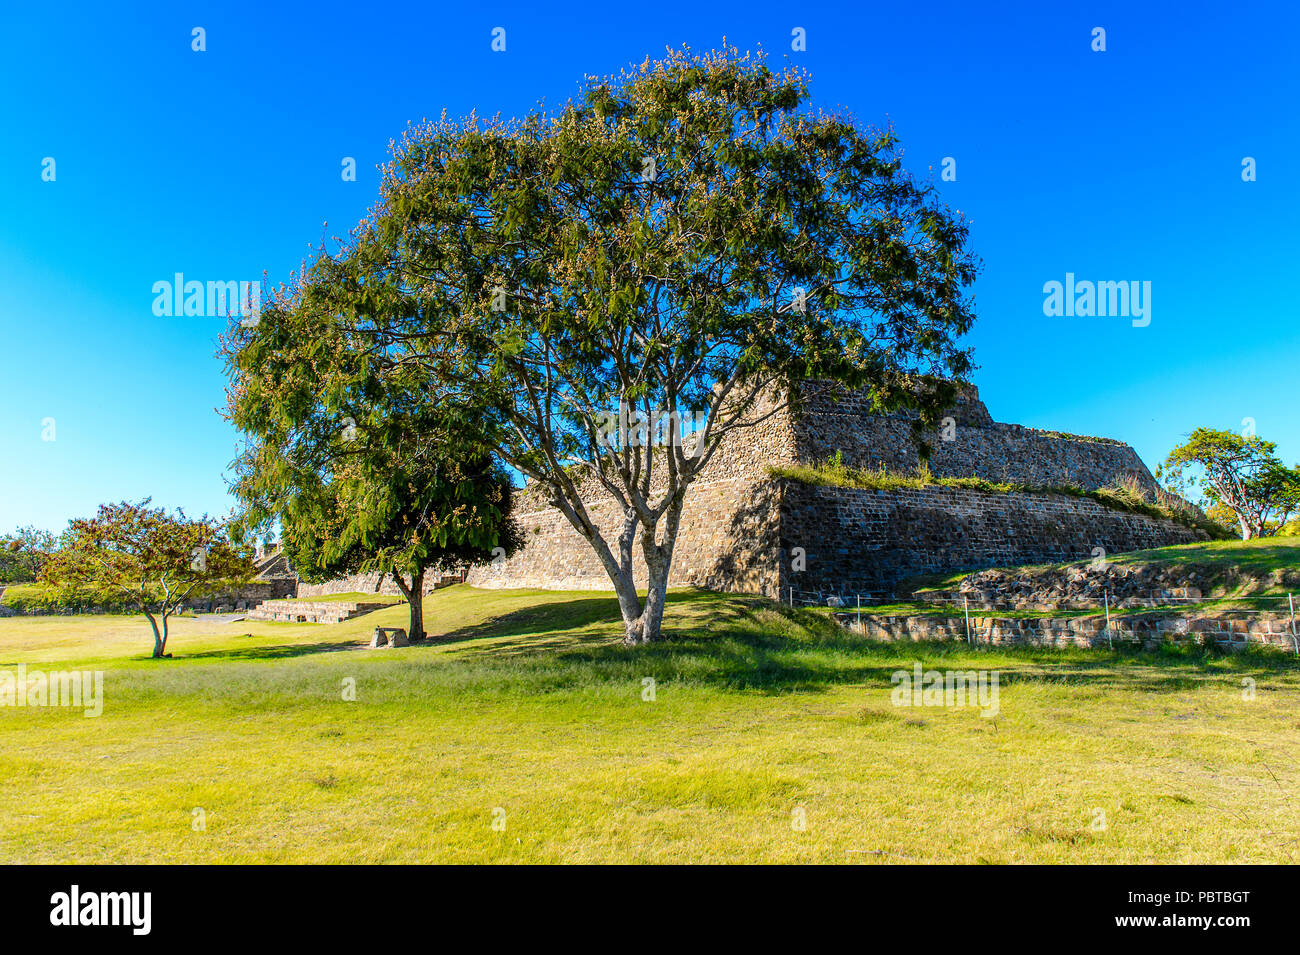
[236,46,978,644]
[1163,429,1300,540]
[41,501,255,658]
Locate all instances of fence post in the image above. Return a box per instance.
[1104,592,1113,650]
[856,593,861,632]
[1290,593,1298,656]
[964,595,972,646]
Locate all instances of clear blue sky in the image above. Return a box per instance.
[2,1,1296,533]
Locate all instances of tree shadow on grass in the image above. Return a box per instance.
[171,589,1300,697]
[428,595,625,646]
[180,639,365,662]
[442,593,1300,696]
[422,588,738,648]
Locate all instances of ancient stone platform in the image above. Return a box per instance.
[245,599,392,624]
[468,383,1206,598]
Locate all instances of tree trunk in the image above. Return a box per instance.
[145,611,167,658]
[392,570,426,641]
[622,558,671,645]
[620,497,683,646]
[549,490,683,646]
[1240,518,1254,541]
[407,575,425,641]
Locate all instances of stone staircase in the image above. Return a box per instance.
[245,599,392,624]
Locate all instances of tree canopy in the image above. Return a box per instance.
[41,500,255,657]
[224,46,979,643]
[0,526,59,584]
[1163,428,1300,540]
[225,360,522,639]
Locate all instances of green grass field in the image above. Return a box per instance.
[3,585,1298,863]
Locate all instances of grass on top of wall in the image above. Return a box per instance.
[768,455,1231,539]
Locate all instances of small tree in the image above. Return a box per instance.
[282,452,520,640]
[1163,429,1300,540]
[0,526,59,584]
[224,337,522,640]
[41,501,256,657]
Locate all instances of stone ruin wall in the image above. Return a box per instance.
[779,481,1204,598]
[297,570,465,599]
[464,384,1200,598]
[841,611,1298,650]
[466,396,795,595]
[793,387,1161,493]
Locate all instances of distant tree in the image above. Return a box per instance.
[0,526,59,583]
[1163,429,1300,540]
[228,45,979,644]
[223,344,522,642]
[1252,463,1300,536]
[40,501,256,658]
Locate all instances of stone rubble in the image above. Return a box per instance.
[917,561,1300,611]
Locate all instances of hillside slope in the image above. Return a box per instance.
[906,537,1300,612]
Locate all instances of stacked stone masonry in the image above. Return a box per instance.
[245,599,392,624]
[836,613,1299,651]
[296,570,466,599]
[467,384,1205,598]
[794,387,1161,494]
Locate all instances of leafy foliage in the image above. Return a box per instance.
[224,317,523,639]
[222,45,980,643]
[40,500,255,657]
[1162,429,1300,540]
[0,526,59,584]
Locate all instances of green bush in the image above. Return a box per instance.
[0,582,159,614]
[0,579,255,614]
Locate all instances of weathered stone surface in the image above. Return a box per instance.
[247,600,391,624]
[835,612,1300,651]
[370,626,408,648]
[796,385,1160,494]
[297,570,465,599]
[467,383,1204,597]
[917,561,1210,610]
[780,482,1200,596]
